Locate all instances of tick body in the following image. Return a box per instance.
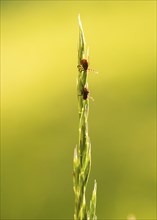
[80,59,88,71]
[82,87,89,100]
[77,59,89,72]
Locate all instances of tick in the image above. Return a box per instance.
[82,87,89,100]
[77,59,89,72]
[77,59,98,74]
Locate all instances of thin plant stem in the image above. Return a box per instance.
[73,15,97,220]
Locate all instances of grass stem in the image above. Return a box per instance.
[73,15,97,220]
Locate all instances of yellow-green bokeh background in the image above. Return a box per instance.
[1,1,156,219]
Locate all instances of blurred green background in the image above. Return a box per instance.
[1,1,156,219]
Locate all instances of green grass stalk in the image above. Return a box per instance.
[73,15,97,220]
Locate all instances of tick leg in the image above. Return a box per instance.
[77,64,84,72]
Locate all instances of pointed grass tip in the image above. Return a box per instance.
[78,14,86,45]
[78,14,83,32]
